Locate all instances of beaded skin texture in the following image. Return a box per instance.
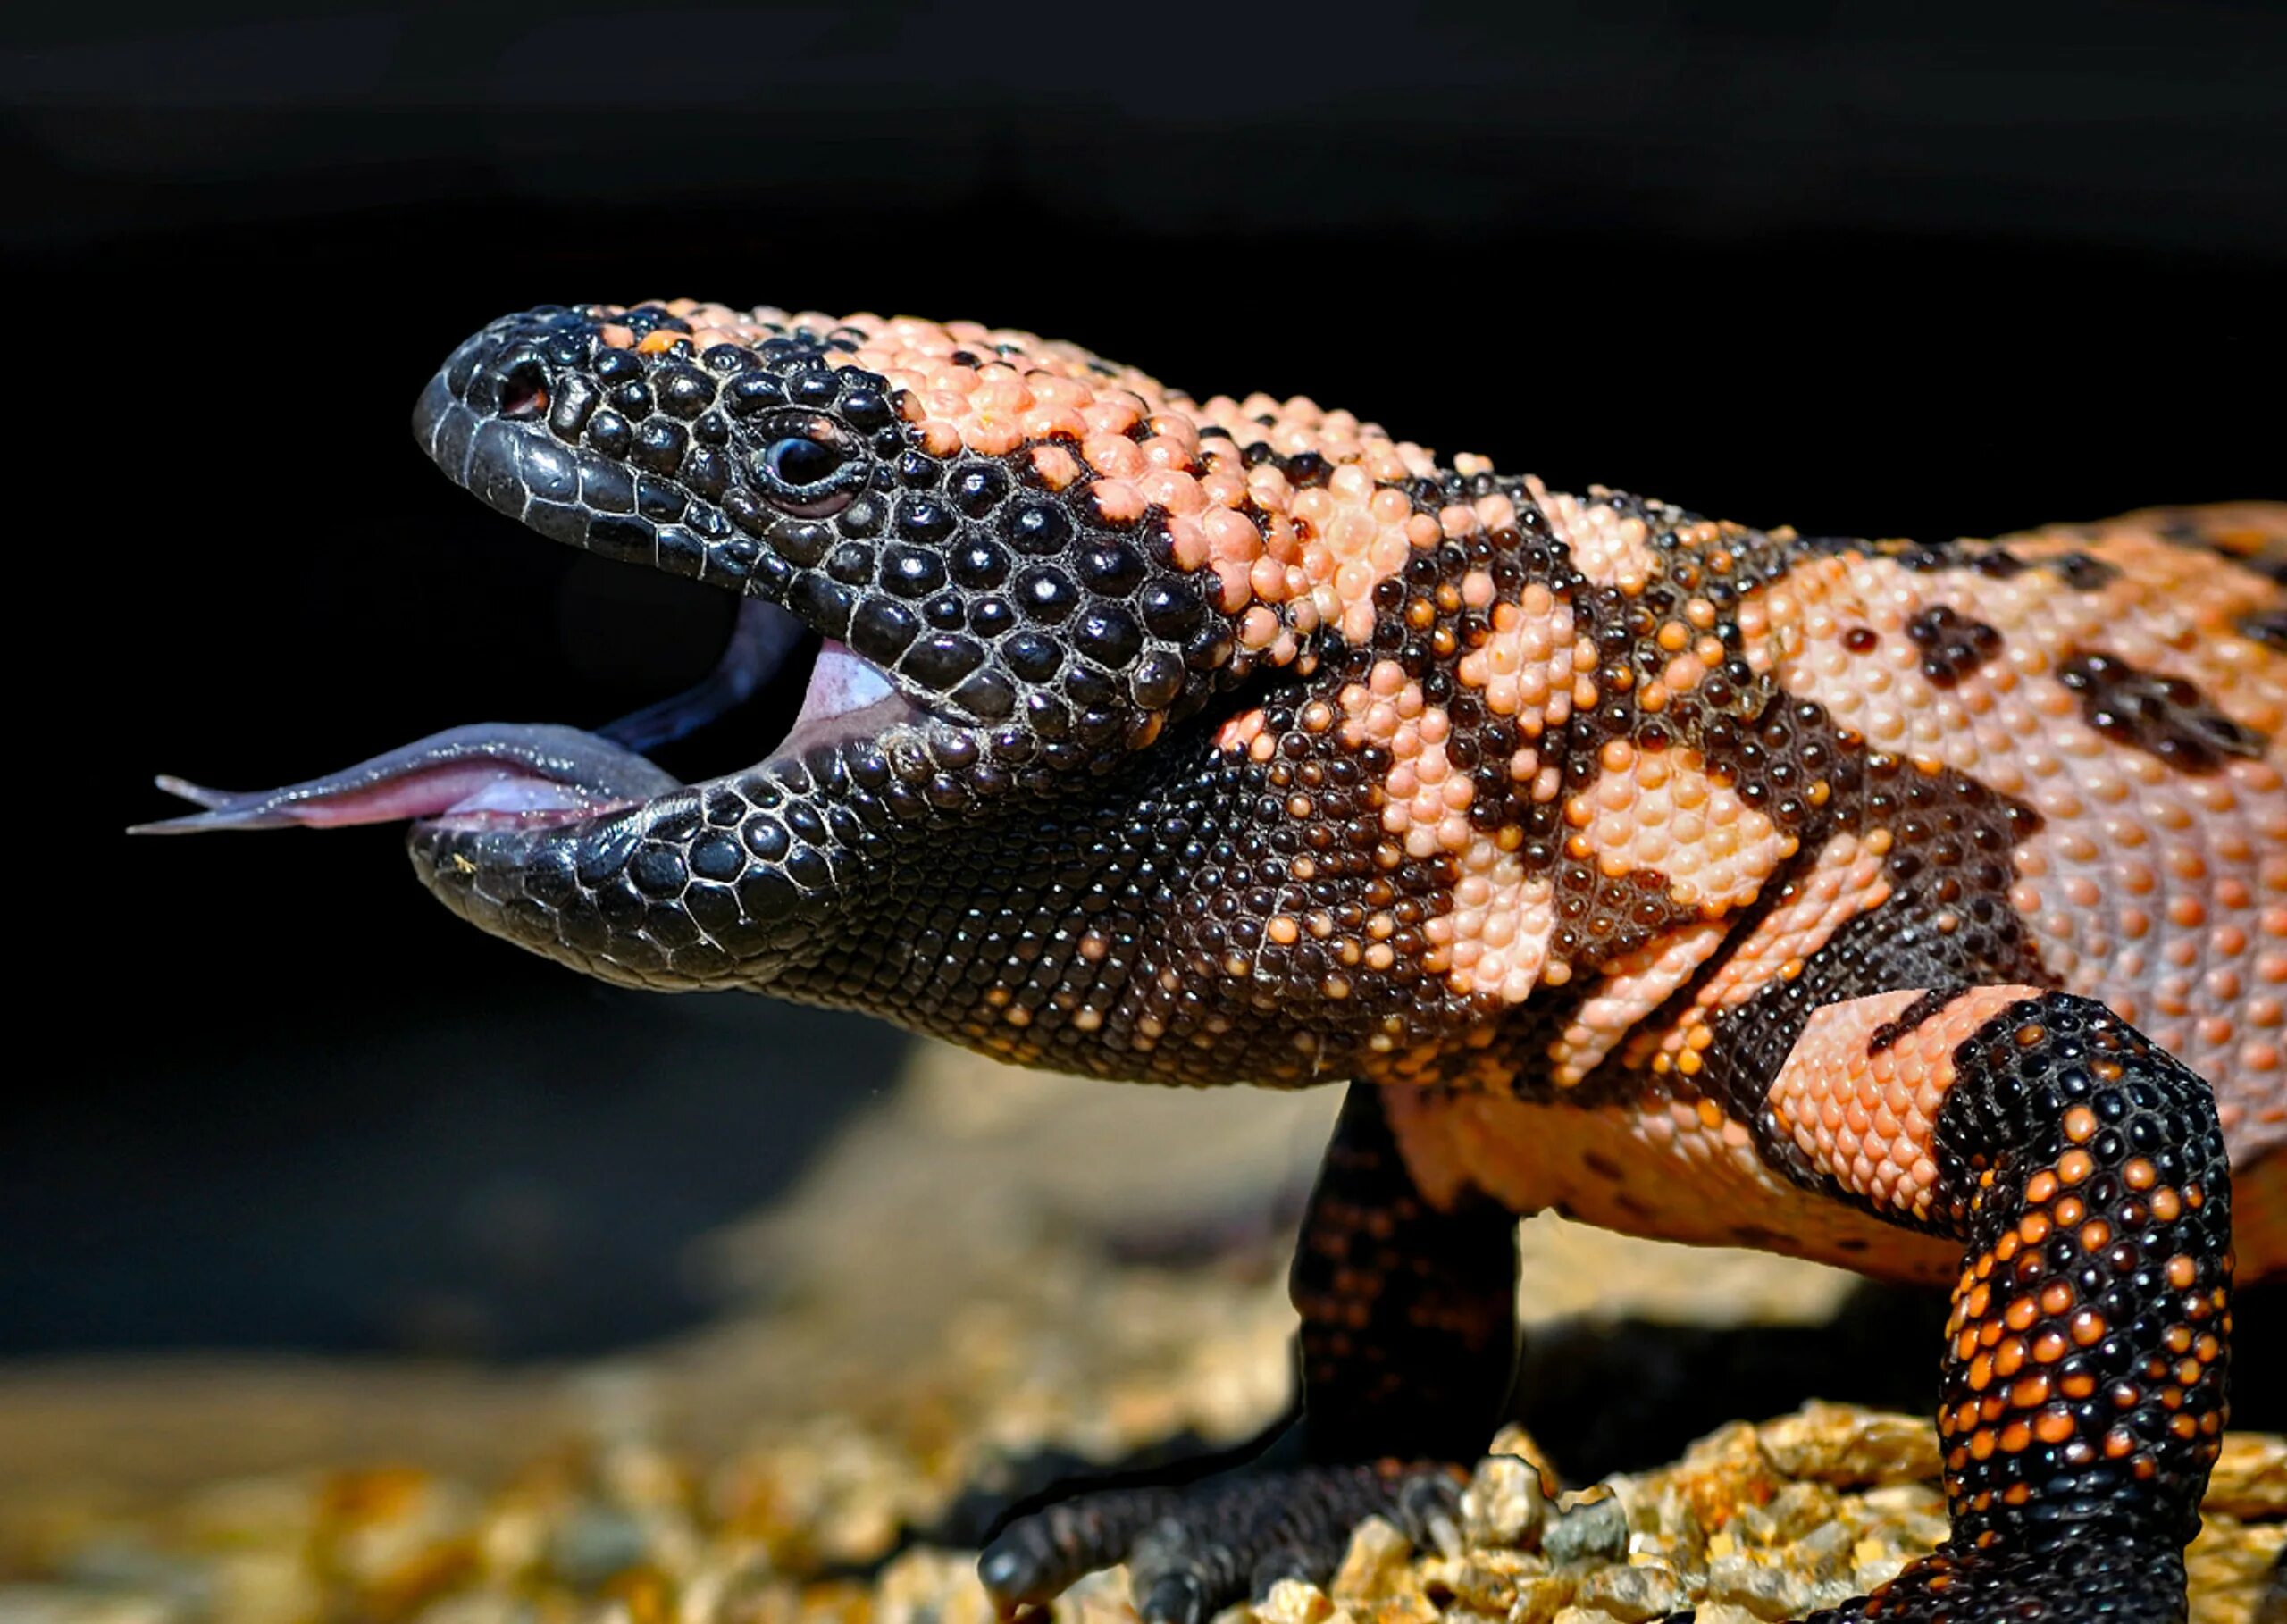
[386,301,2284,1622]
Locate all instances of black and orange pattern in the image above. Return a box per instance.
[269,302,2287,1620]
[1797,992,2233,1620]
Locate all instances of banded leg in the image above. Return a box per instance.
[1765,989,2234,1623]
[979,1082,1519,1622]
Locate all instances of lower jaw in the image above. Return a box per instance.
[404,749,867,993]
[138,585,942,990]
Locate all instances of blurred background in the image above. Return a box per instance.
[5,0,2283,1370]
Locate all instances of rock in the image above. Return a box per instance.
[1757,1403,1939,1487]
[1507,1572,1576,1624]
[1543,1494,1629,1567]
[1252,1576,1337,1624]
[415,1599,531,1624]
[2207,1434,2287,1519]
[1630,1485,1706,1569]
[1734,1482,1837,1548]
[2185,1515,2287,1624]
[544,1504,651,1588]
[1704,1553,1814,1620]
[1429,1547,1546,1615]
[1484,1425,1563,1495]
[875,1547,997,1624]
[1790,1520,1858,1583]
[0,1587,182,1624]
[1332,1516,1425,1611]
[2,1055,2281,1624]
[54,1538,211,1616]
[1572,1561,1689,1621]
[1462,1456,1549,1551]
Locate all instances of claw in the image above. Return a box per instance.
[978,1461,1465,1622]
[1395,1471,1464,1554]
[977,1487,1181,1610]
[1246,1545,1319,1599]
[1137,1571,1207,1624]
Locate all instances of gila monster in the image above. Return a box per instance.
[146,301,2287,1623]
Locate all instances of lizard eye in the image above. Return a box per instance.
[750,412,869,517]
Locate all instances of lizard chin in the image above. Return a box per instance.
[135,595,943,989]
[132,601,926,838]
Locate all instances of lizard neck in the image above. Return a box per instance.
[779,475,1838,1096]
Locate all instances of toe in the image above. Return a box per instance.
[976,1486,1181,1608]
[976,1461,1467,1617]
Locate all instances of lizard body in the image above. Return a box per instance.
[153,300,2285,1622]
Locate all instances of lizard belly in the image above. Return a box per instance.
[1384,1086,1964,1285]
[2233,1147,2287,1282]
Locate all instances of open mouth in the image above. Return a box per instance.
[134,301,962,842]
[133,297,1194,988]
[135,598,926,836]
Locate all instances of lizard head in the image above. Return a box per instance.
[144,299,1581,1035]
[415,301,1232,746]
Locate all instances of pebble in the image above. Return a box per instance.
[1704,1553,1814,1620]
[1508,1572,1576,1624]
[1462,1454,1550,1550]
[1573,1561,1689,1620]
[1252,1576,1336,1624]
[1756,1402,1940,1486]
[1330,1516,1422,1607]
[1542,1494,1629,1566]
[545,1504,655,1588]
[3,1067,2279,1624]
[6,1394,2280,1624]
[0,1588,183,1624]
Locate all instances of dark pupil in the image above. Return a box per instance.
[767,435,844,488]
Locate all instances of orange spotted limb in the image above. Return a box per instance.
[1763,985,2046,1224]
[1772,989,2234,1621]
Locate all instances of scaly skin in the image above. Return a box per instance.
[217,300,2287,1620]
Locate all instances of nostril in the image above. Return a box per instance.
[498,358,549,421]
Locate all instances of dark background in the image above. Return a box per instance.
[6,0,2283,1359]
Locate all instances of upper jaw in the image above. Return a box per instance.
[392,305,974,828]
[413,304,991,738]
[413,311,771,593]
[142,306,961,856]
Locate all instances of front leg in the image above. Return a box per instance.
[978,1082,1520,1622]
[1763,987,2233,1623]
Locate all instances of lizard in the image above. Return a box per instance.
[143,298,2287,1623]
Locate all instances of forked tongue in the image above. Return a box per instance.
[132,723,679,834]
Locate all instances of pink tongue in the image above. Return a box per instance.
[162,764,601,826]
[135,640,926,837]
[132,723,680,834]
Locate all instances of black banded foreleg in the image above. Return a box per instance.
[1754,988,2233,1623]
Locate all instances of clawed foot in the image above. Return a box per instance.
[976,1460,1464,1624]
